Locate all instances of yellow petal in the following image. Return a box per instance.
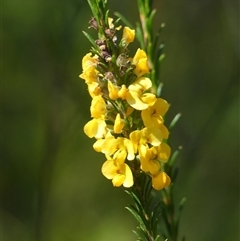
[90,96,106,119]
[132,77,152,91]
[129,130,142,153]
[87,82,102,98]
[93,139,105,152]
[108,81,119,100]
[154,98,170,116]
[149,160,160,175]
[123,139,135,160]
[84,119,107,139]
[122,26,135,46]
[159,124,169,139]
[141,93,156,106]
[134,58,149,77]
[132,49,149,77]
[108,17,114,29]
[152,171,171,190]
[142,127,163,146]
[101,159,118,179]
[118,85,128,99]
[139,145,151,172]
[158,142,171,163]
[114,113,124,133]
[123,164,134,187]
[113,149,127,164]
[112,174,125,187]
[126,91,149,110]
[81,53,98,70]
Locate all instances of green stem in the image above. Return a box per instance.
[127,159,167,241]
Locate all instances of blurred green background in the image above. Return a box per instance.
[2,0,239,240]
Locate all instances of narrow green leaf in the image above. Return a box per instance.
[169,113,182,130]
[87,0,99,20]
[155,235,161,241]
[147,9,156,33]
[82,31,98,49]
[153,23,165,55]
[126,206,147,229]
[114,17,122,26]
[136,23,145,50]
[104,9,110,27]
[137,0,145,14]
[137,227,149,241]
[168,147,182,167]
[172,167,179,182]
[125,190,143,211]
[159,202,171,235]
[156,42,165,60]
[177,197,187,221]
[114,12,134,29]
[157,82,164,97]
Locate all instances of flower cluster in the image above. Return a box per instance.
[80,17,171,190]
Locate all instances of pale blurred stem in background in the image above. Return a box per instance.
[137,0,182,240]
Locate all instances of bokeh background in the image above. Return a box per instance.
[2,0,239,240]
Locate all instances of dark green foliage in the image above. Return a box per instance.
[126,173,163,241]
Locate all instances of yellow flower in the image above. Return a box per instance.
[152,171,171,190]
[130,127,163,154]
[122,27,135,46]
[108,17,122,30]
[159,123,169,139]
[93,132,114,152]
[132,48,149,77]
[84,118,107,139]
[108,81,119,100]
[114,113,125,133]
[79,53,99,84]
[118,84,128,99]
[101,157,133,187]
[90,96,106,119]
[87,81,102,98]
[141,98,170,128]
[108,17,114,29]
[139,143,171,175]
[106,137,135,161]
[139,145,160,175]
[154,142,171,163]
[126,77,156,110]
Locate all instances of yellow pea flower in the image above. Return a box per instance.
[139,145,160,175]
[104,137,135,161]
[108,17,122,30]
[118,84,128,99]
[122,26,135,46]
[159,123,169,140]
[90,96,106,119]
[132,48,149,77]
[126,77,156,110]
[108,81,119,100]
[114,113,125,133]
[93,132,114,152]
[130,127,163,154]
[84,118,107,139]
[152,171,171,190]
[108,17,114,29]
[141,98,170,128]
[101,157,134,188]
[79,53,99,84]
[139,143,171,175]
[153,142,171,163]
[87,81,102,98]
